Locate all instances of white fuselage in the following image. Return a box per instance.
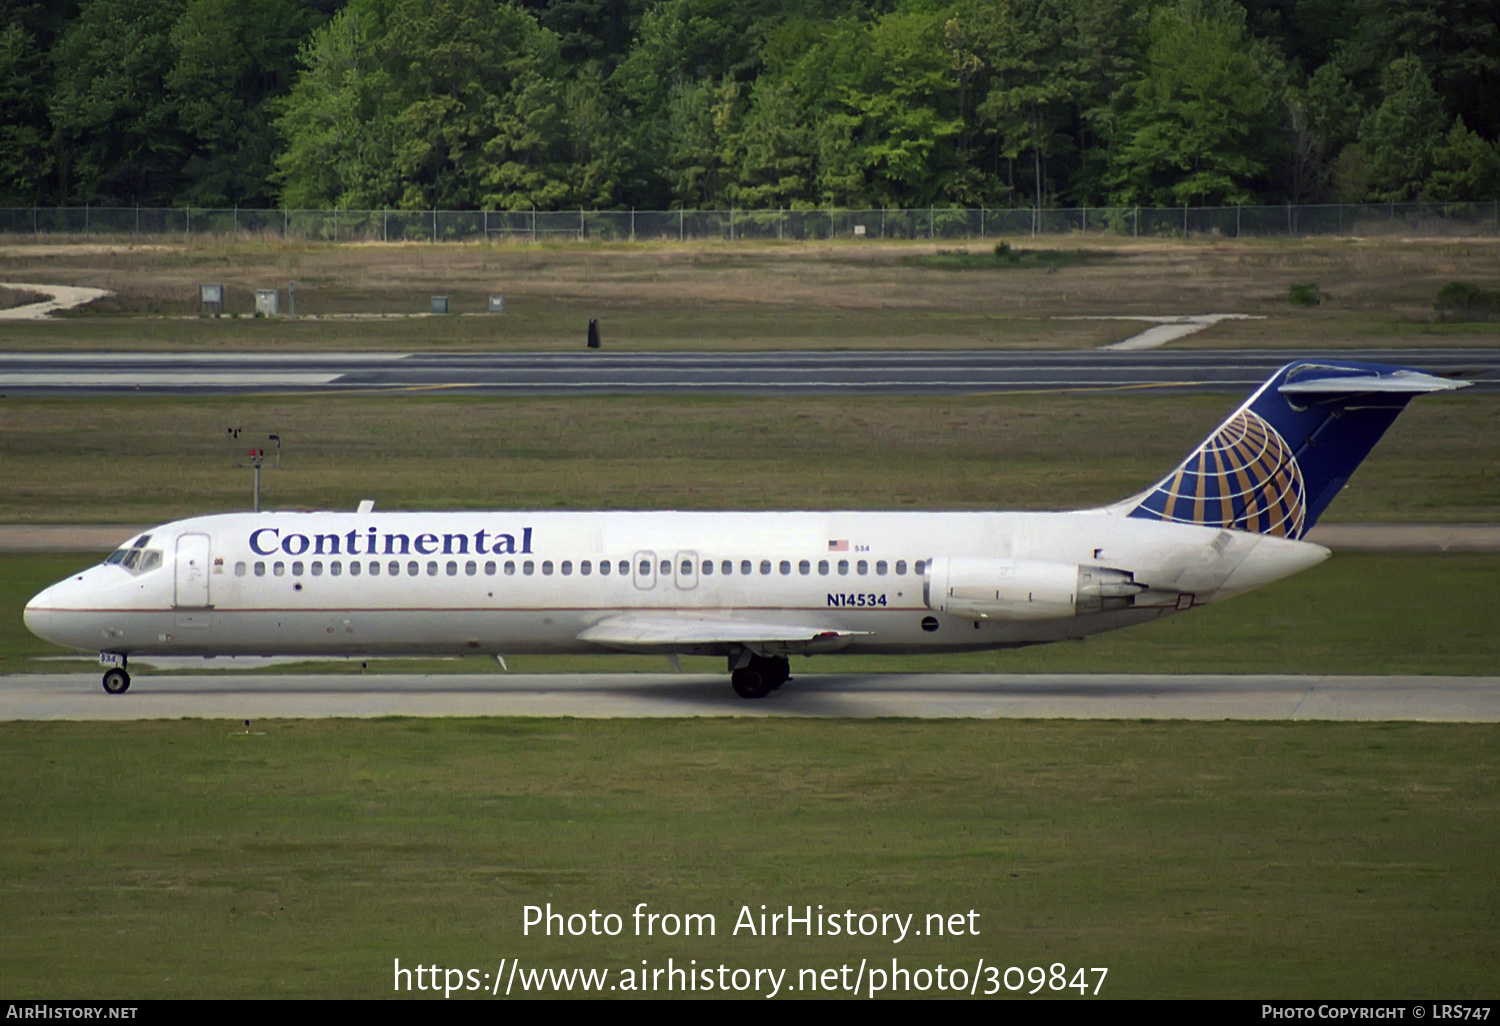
[24,507,1329,662]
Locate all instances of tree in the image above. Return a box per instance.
[1357,55,1443,201]
[0,24,53,203]
[275,0,567,210]
[49,0,189,204]
[1426,116,1500,200]
[166,0,329,205]
[1106,0,1285,206]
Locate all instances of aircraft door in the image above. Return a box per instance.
[674,551,698,590]
[174,533,212,608]
[633,550,656,590]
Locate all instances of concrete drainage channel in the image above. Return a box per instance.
[1054,314,1266,351]
[0,283,114,319]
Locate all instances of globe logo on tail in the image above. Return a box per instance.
[1133,409,1306,539]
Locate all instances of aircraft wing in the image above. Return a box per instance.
[578,613,869,649]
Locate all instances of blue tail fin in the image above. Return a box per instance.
[1127,360,1466,539]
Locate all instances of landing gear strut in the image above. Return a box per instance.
[730,655,790,699]
[102,667,131,694]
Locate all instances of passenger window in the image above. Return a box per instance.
[234,561,246,576]
[427,561,439,576]
[350,561,361,577]
[408,561,419,576]
[561,560,572,576]
[639,559,651,576]
[741,560,752,575]
[779,560,791,575]
[274,561,286,576]
[542,560,554,575]
[580,560,591,576]
[466,560,477,576]
[915,559,926,575]
[254,561,266,576]
[681,559,693,576]
[837,559,849,575]
[331,561,342,576]
[618,560,629,576]
[759,560,772,575]
[895,560,907,575]
[311,561,323,576]
[369,561,380,576]
[524,561,535,576]
[818,560,829,575]
[660,559,671,576]
[701,560,712,575]
[505,560,516,575]
[387,561,398,576]
[876,560,888,575]
[485,560,496,575]
[447,560,458,576]
[599,560,610,576]
[799,560,810,575]
[857,560,868,575]
[292,561,305,576]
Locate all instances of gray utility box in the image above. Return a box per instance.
[488,294,505,313]
[254,289,279,316]
[200,283,224,314]
[431,295,450,314]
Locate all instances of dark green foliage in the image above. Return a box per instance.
[1434,281,1500,321]
[1,0,1496,208]
[1288,281,1322,306]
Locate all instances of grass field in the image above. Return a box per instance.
[7,551,1498,677]
[0,392,1494,525]
[1,717,1495,997]
[2,236,1498,350]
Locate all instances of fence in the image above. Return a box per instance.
[1,202,1497,243]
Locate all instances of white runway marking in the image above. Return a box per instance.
[0,373,340,386]
[4,673,1497,721]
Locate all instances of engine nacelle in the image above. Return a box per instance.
[923,557,1144,620]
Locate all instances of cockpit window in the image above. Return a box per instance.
[105,545,163,575]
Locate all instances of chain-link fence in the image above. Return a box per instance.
[1,202,1496,243]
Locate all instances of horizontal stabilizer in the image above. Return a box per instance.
[579,614,869,648]
[1278,368,1469,394]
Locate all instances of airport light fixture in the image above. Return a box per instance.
[227,428,281,512]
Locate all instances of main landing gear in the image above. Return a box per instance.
[101,654,130,694]
[730,654,790,699]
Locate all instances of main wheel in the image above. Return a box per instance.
[767,656,791,690]
[102,669,131,695]
[731,668,772,699]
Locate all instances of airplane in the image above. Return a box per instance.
[24,358,1466,700]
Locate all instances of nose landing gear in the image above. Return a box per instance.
[102,667,131,694]
[730,654,790,699]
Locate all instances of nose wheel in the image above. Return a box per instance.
[102,668,131,694]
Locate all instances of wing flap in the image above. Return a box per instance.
[578,613,868,647]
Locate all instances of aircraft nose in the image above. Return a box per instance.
[23,576,82,646]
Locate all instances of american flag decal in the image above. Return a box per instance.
[828,539,849,551]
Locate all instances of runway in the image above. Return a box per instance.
[4,672,1498,721]
[0,348,1493,395]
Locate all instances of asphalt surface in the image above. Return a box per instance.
[0,348,1493,395]
[4,672,1498,721]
